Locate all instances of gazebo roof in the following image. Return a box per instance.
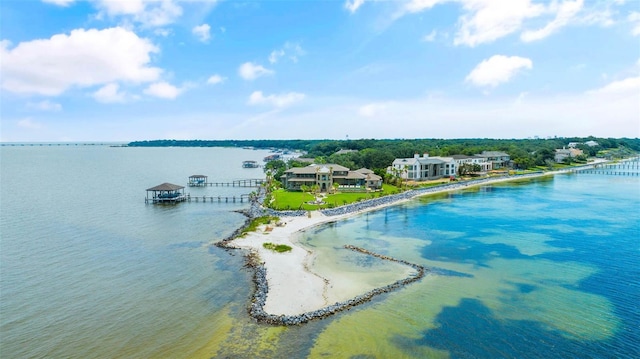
[189,174,207,178]
[146,183,185,191]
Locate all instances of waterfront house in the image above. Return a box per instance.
[280,164,380,192]
[555,147,584,162]
[451,155,491,174]
[389,154,457,181]
[476,151,511,169]
[355,168,383,189]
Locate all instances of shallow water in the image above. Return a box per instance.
[1,146,638,358]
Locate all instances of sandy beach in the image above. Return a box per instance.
[226,162,609,319]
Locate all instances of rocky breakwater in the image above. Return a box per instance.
[246,245,428,326]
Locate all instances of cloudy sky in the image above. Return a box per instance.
[1,0,638,142]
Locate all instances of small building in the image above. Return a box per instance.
[242,160,259,168]
[146,183,186,203]
[188,175,207,186]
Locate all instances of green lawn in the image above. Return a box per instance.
[269,184,401,211]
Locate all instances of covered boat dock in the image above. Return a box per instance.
[146,183,186,204]
[188,175,208,186]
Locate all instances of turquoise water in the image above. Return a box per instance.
[1,146,638,358]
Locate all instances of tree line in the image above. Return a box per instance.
[128,137,639,173]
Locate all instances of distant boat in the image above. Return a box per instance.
[242,160,260,168]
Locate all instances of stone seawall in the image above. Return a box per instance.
[244,245,427,326]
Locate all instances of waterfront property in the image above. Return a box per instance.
[389,154,457,181]
[146,183,186,203]
[188,175,208,186]
[451,155,491,174]
[554,147,584,163]
[477,151,511,169]
[281,164,382,192]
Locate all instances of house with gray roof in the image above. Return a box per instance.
[388,153,456,181]
[476,151,511,169]
[281,164,381,192]
[451,155,491,174]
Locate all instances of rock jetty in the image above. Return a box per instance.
[244,245,427,326]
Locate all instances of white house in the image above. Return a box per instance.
[389,154,456,181]
[451,155,491,174]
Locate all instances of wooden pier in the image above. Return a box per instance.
[196,179,266,187]
[186,194,252,203]
[146,178,263,204]
[570,160,640,177]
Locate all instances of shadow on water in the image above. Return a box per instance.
[395,298,619,359]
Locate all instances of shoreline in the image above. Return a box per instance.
[216,160,612,325]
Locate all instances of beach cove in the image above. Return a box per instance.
[218,166,606,325]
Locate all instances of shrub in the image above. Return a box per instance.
[263,242,292,253]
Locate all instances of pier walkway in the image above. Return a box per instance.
[569,159,640,177]
[188,179,265,187]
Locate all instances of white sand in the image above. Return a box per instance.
[228,163,608,316]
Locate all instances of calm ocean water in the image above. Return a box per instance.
[1,145,638,358]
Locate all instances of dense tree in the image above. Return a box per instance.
[264,160,287,180]
[127,137,639,171]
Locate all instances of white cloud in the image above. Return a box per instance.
[238,62,274,80]
[154,28,172,37]
[404,0,447,14]
[92,83,127,103]
[358,103,387,117]
[42,0,75,6]
[455,0,545,47]
[268,42,305,64]
[17,118,44,130]
[27,100,62,112]
[345,0,366,13]
[144,81,182,99]
[269,49,285,64]
[206,74,225,85]
[587,76,640,96]
[192,24,211,42]
[466,55,533,87]
[0,27,161,96]
[94,0,183,27]
[248,91,305,108]
[629,12,640,36]
[422,30,437,42]
[521,0,584,42]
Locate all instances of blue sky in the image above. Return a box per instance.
[1,0,638,142]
